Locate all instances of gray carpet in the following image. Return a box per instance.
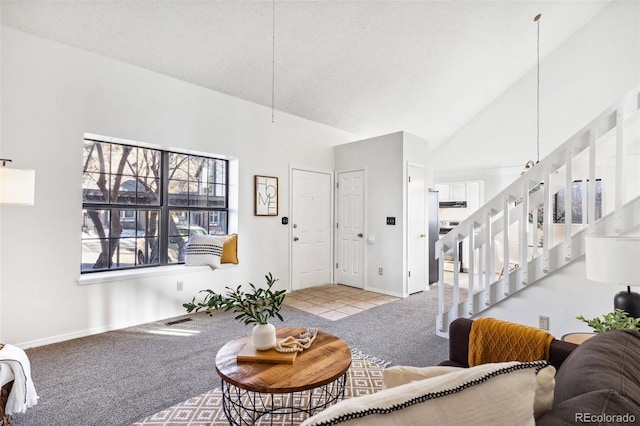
[12,285,448,426]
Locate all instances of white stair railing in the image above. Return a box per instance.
[436,87,640,338]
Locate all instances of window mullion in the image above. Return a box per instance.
[160,151,170,265]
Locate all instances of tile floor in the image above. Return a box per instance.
[284,284,399,321]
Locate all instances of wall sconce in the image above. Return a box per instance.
[0,159,36,206]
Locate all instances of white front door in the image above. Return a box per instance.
[335,170,365,288]
[291,169,332,290]
[408,164,427,294]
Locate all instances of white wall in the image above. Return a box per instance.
[0,27,358,347]
[334,131,429,297]
[431,0,640,194]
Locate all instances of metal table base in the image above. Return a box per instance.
[220,373,348,425]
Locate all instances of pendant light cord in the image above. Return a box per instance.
[535,13,541,163]
[272,0,276,123]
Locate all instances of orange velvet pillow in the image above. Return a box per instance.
[221,234,238,264]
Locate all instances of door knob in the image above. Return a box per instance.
[420,234,426,238]
[357,233,363,238]
[293,237,299,241]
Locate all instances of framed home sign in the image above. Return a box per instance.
[254,175,278,216]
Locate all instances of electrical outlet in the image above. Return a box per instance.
[378,267,383,276]
[177,281,184,291]
[539,315,549,330]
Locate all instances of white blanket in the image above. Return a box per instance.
[0,344,39,415]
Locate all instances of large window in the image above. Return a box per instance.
[81,138,228,273]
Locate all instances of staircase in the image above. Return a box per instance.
[435,87,640,338]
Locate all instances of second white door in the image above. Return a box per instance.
[408,164,426,294]
[336,170,365,288]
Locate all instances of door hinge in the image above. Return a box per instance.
[336,182,339,188]
[336,223,339,228]
[408,270,411,277]
[336,263,338,269]
[408,176,411,183]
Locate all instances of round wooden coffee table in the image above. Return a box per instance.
[215,327,352,425]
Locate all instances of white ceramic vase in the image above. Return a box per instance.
[252,323,276,350]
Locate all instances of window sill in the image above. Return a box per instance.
[77,263,237,286]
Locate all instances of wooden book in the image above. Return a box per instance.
[236,340,297,364]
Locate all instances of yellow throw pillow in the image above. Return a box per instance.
[221,234,238,264]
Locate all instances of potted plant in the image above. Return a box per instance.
[576,309,640,333]
[183,272,286,350]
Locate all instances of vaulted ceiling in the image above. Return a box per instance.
[0,0,612,147]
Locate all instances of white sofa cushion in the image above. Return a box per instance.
[301,361,552,426]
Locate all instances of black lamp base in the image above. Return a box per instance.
[614,286,640,319]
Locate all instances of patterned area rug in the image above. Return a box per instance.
[131,351,388,426]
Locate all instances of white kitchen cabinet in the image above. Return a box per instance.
[466,181,483,212]
[450,182,467,200]
[435,183,450,201]
[436,180,484,212]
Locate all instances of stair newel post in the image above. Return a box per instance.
[520,180,529,286]
[467,223,475,316]
[485,211,493,306]
[614,107,625,234]
[564,147,573,261]
[588,129,597,233]
[452,234,460,311]
[437,239,445,319]
[502,196,511,296]
[542,167,552,274]
[477,228,484,293]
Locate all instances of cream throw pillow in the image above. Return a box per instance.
[382,365,461,389]
[382,363,556,419]
[301,361,551,426]
[534,364,556,418]
[184,235,224,268]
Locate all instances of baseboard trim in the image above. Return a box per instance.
[14,310,186,349]
[363,286,404,298]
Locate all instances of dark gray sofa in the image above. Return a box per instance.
[440,318,640,424]
[537,328,640,425]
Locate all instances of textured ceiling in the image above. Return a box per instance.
[0,0,612,147]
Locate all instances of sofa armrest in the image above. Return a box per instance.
[442,318,473,368]
[548,340,578,369]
